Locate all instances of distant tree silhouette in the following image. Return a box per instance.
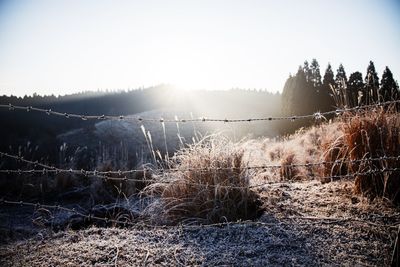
[281,75,296,117]
[303,61,312,83]
[364,61,380,104]
[333,64,348,107]
[321,63,335,110]
[379,66,399,102]
[323,64,335,87]
[282,66,308,115]
[347,72,364,107]
[310,59,322,87]
[335,64,348,89]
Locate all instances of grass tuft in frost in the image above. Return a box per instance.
[143,135,263,224]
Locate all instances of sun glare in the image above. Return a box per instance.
[156,50,215,91]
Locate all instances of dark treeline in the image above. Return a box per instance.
[281,59,400,133]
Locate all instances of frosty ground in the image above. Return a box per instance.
[1,112,400,266]
[1,179,398,266]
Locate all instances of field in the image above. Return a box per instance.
[1,104,399,266]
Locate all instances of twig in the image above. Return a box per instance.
[142,250,150,267]
[114,246,120,267]
[391,224,400,267]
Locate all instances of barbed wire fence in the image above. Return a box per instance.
[1,99,399,123]
[0,151,400,187]
[0,99,400,230]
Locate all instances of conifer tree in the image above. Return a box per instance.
[323,64,335,87]
[379,66,399,102]
[303,61,312,83]
[348,72,364,106]
[335,64,347,88]
[334,64,349,107]
[320,64,335,111]
[364,61,380,104]
[310,59,322,87]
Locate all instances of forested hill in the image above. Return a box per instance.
[1,85,281,118]
[0,86,281,160]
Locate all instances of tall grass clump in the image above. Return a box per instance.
[279,153,299,180]
[144,135,263,224]
[321,131,349,182]
[323,105,400,203]
[346,106,400,203]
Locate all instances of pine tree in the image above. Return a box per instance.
[323,64,335,87]
[379,66,399,102]
[310,59,322,87]
[320,64,335,111]
[334,64,348,107]
[348,72,364,107]
[364,61,380,104]
[335,64,347,88]
[303,61,312,83]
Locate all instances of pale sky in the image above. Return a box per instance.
[0,0,399,96]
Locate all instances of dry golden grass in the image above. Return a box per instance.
[345,106,400,203]
[279,153,298,180]
[321,131,349,182]
[258,103,399,206]
[322,105,400,203]
[143,135,263,224]
[256,124,342,182]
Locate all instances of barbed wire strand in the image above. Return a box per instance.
[0,168,399,189]
[0,100,399,123]
[2,151,400,175]
[1,152,400,189]
[1,151,400,184]
[1,199,399,230]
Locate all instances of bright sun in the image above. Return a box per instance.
[149,44,218,91]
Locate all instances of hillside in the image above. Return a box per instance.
[0,87,281,167]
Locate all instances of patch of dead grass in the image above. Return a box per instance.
[143,136,263,224]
